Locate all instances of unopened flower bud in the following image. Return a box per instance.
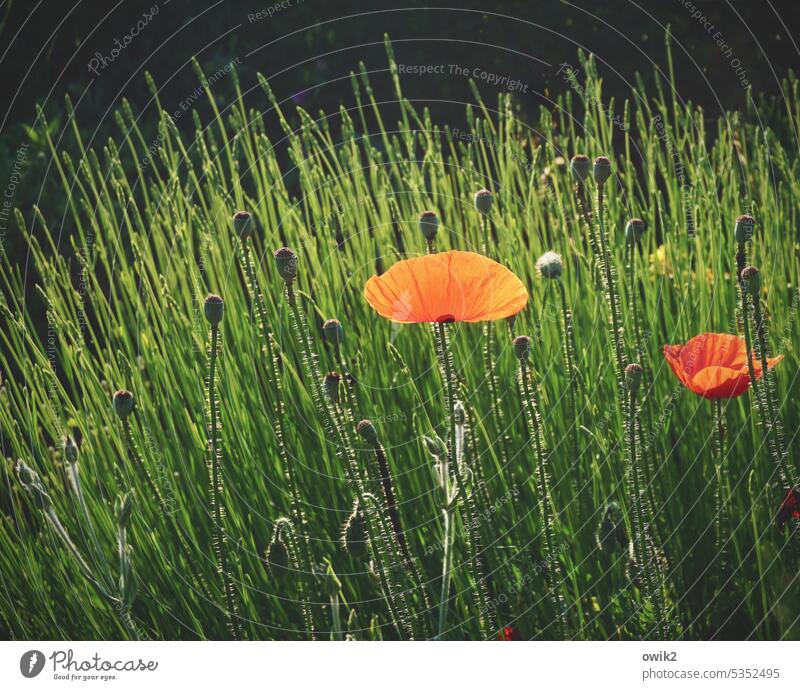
[113,390,135,419]
[419,211,440,241]
[513,335,531,362]
[265,535,290,579]
[64,436,79,465]
[536,251,563,279]
[323,371,341,403]
[423,434,447,457]
[204,294,224,325]
[596,501,628,554]
[273,247,298,284]
[570,154,590,183]
[474,189,493,215]
[593,156,612,186]
[342,501,368,557]
[15,459,37,487]
[233,210,254,239]
[625,218,646,245]
[734,214,755,244]
[625,363,643,391]
[356,419,378,446]
[323,318,344,345]
[741,265,760,296]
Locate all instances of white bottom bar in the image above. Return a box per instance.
[1,641,797,689]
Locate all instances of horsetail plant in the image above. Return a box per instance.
[203,294,241,640]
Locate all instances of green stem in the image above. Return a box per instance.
[519,360,568,638]
[556,278,580,471]
[68,462,113,588]
[243,242,316,639]
[434,321,494,636]
[437,507,455,637]
[596,186,626,396]
[208,322,240,640]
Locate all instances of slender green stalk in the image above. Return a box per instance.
[556,278,580,472]
[205,303,241,640]
[516,344,568,638]
[433,321,495,637]
[712,398,729,585]
[595,175,627,396]
[240,233,317,639]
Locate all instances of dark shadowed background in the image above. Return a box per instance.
[1,0,798,263]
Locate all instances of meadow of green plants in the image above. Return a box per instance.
[1,40,799,641]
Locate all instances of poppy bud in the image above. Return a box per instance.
[265,537,290,579]
[423,434,447,457]
[15,459,36,487]
[356,419,379,446]
[593,156,612,186]
[625,363,643,391]
[734,214,755,244]
[341,501,368,557]
[273,247,298,284]
[64,436,79,465]
[474,188,493,215]
[536,251,563,279]
[741,265,760,296]
[113,389,135,419]
[453,401,466,425]
[419,211,440,241]
[570,154,590,183]
[323,371,341,403]
[513,335,531,362]
[204,294,224,325]
[323,318,344,345]
[596,501,628,554]
[116,491,134,530]
[233,210,254,240]
[625,218,646,246]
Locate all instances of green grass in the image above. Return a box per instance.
[1,38,799,640]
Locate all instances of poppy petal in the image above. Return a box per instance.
[662,333,783,400]
[364,250,528,323]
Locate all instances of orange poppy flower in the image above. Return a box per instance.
[663,333,782,399]
[364,250,528,323]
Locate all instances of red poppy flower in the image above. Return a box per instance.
[498,625,521,641]
[662,333,782,399]
[363,250,528,323]
[777,488,800,530]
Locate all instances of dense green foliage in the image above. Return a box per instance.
[1,41,799,640]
